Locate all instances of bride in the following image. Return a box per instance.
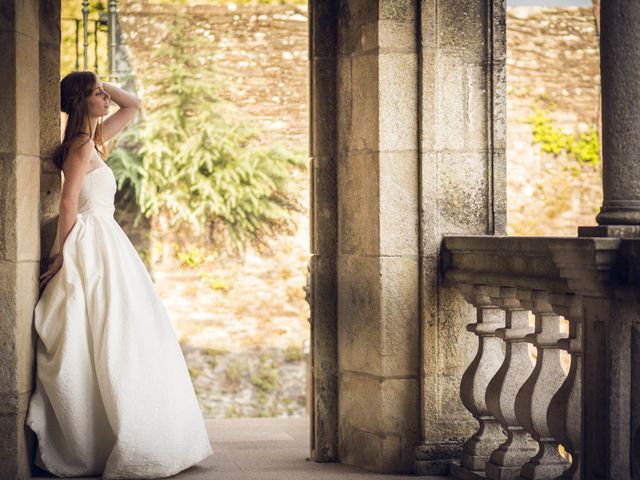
[26,70,213,479]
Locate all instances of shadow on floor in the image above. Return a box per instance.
[32,416,450,479]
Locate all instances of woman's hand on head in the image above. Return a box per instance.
[40,253,64,289]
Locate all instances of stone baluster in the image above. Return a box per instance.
[484,287,537,480]
[451,285,507,477]
[548,303,583,480]
[515,291,570,479]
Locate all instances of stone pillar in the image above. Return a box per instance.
[41,2,63,264]
[0,0,60,477]
[335,0,420,473]
[309,0,339,463]
[415,0,507,475]
[589,0,640,231]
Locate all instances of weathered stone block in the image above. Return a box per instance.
[349,53,379,152]
[312,162,338,256]
[338,0,378,56]
[337,152,377,256]
[464,63,488,151]
[340,374,419,434]
[422,284,477,441]
[380,255,420,375]
[310,0,338,59]
[40,170,61,217]
[0,261,37,397]
[12,0,38,41]
[0,1,17,33]
[420,153,439,255]
[420,0,437,48]
[338,255,419,377]
[378,53,417,152]
[379,19,415,52]
[337,255,381,372]
[493,151,507,235]
[309,254,338,461]
[312,57,337,158]
[339,422,415,473]
[434,55,465,151]
[0,32,17,155]
[492,60,507,152]
[40,214,58,261]
[380,0,414,22]
[39,45,60,159]
[436,152,489,235]
[0,156,17,261]
[437,0,487,61]
[0,261,17,395]
[0,409,31,480]
[420,47,437,151]
[16,156,41,262]
[15,261,38,394]
[358,21,378,54]
[379,151,419,256]
[336,55,352,155]
[39,0,61,47]
[16,33,40,158]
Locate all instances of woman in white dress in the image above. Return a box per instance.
[25,70,213,479]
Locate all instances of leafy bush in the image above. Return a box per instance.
[109,11,306,252]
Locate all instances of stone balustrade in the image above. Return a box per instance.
[444,236,640,479]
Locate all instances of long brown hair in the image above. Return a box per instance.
[52,71,109,171]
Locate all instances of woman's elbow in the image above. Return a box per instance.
[59,198,78,214]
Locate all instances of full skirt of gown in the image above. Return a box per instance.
[25,163,213,478]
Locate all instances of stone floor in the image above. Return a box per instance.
[32,416,450,479]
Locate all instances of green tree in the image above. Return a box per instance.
[109,12,306,252]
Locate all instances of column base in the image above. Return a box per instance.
[578,225,640,238]
[414,439,464,476]
[516,441,570,479]
[484,428,536,480]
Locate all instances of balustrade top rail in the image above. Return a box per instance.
[443,236,626,299]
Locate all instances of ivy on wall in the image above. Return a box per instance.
[526,105,601,167]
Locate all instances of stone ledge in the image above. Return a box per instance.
[443,236,628,299]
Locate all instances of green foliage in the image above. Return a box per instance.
[527,106,601,166]
[61,0,109,78]
[284,343,304,362]
[250,353,280,393]
[109,11,307,251]
[198,272,235,292]
[223,360,244,393]
[152,0,305,4]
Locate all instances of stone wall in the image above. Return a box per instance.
[507,7,601,235]
[118,1,309,150]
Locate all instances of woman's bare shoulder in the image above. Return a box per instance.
[63,134,95,174]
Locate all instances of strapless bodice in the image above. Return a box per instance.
[77,164,116,217]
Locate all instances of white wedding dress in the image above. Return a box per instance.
[25,156,213,479]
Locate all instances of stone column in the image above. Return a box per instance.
[309,0,339,463]
[0,0,60,477]
[335,0,420,473]
[415,0,507,474]
[592,0,640,229]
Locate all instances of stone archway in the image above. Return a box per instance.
[1,0,506,477]
[308,0,506,475]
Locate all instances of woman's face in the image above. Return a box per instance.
[86,75,111,118]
